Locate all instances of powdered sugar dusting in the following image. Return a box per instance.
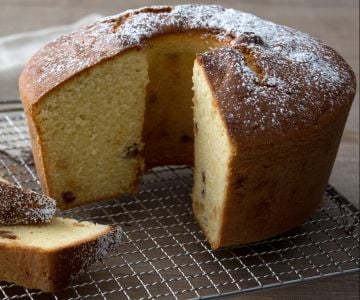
[67,225,122,281]
[95,225,122,259]
[21,4,355,139]
[0,181,56,225]
[199,42,354,141]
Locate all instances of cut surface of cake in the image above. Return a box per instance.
[0,180,56,225]
[19,5,356,248]
[29,51,149,207]
[0,217,122,292]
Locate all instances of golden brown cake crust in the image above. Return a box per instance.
[196,46,355,146]
[19,5,356,142]
[219,106,349,248]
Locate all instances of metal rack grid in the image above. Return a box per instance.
[0,111,359,300]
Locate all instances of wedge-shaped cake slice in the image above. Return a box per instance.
[0,217,122,292]
[0,180,56,225]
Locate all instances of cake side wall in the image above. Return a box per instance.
[218,105,351,248]
[23,102,50,196]
[0,244,51,291]
[47,227,121,292]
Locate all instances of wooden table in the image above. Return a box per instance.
[0,0,358,299]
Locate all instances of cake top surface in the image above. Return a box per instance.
[197,45,354,143]
[0,180,56,225]
[0,217,122,252]
[20,4,356,141]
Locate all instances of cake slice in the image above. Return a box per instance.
[0,217,122,292]
[0,180,56,225]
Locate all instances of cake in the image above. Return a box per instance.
[19,5,356,248]
[0,217,122,292]
[0,179,56,225]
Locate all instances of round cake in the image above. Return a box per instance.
[19,5,356,248]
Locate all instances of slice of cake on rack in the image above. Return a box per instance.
[0,217,122,292]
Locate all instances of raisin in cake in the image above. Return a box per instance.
[19,5,356,248]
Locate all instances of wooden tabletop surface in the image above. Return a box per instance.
[0,0,358,299]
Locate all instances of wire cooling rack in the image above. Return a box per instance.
[0,111,359,300]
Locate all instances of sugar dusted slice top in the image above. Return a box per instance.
[0,181,56,225]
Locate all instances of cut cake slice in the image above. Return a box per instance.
[0,217,122,292]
